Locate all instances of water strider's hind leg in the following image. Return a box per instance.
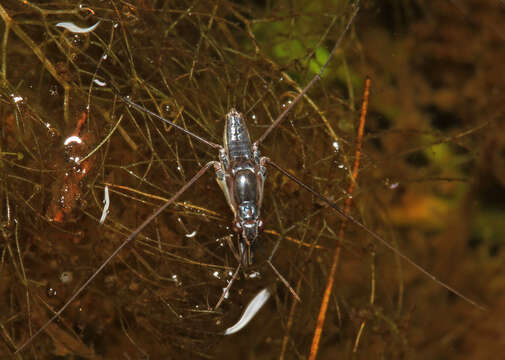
[15,161,218,354]
[262,157,485,311]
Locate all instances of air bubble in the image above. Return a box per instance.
[11,94,23,103]
[47,287,57,297]
[389,182,399,189]
[248,271,261,279]
[49,86,58,96]
[60,271,73,283]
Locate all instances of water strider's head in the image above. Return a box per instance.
[234,201,264,267]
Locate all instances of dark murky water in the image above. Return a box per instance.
[1,0,504,359]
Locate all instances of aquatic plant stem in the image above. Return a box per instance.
[309,77,370,360]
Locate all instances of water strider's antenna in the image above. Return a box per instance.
[93,79,222,150]
[254,5,359,146]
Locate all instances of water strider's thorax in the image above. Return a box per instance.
[215,109,266,266]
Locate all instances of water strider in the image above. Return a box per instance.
[14,3,485,355]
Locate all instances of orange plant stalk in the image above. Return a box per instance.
[308,77,370,360]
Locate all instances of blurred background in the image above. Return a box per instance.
[0,0,503,359]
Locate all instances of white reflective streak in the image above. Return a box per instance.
[55,21,101,34]
[224,288,271,335]
[12,95,23,103]
[185,231,197,238]
[93,79,107,87]
[63,136,82,146]
[99,185,110,224]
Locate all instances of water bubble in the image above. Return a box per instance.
[172,274,182,286]
[59,271,73,283]
[332,141,339,152]
[72,34,83,47]
[248,271,261,279]
[11,94,23,103]
[47,287,57,297]
[49,85,58,96]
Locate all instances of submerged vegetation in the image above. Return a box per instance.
[0,0,504,359]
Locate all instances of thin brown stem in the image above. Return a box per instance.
[309,77,369,360]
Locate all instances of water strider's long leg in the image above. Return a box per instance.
[266,260,301,302]
[76,4,360,329]
[262,157,486,311]
[15,161,218,354]
[259,231,301,302]
[254,4,359,146]
[94,79,222,150]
